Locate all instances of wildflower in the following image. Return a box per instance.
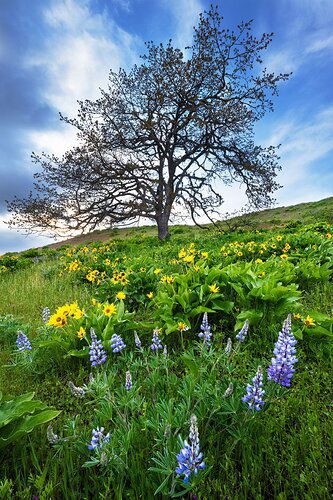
[293,313,301,320]
[267,314,298,387]
[103,303,116,317]
[47,425,60,445]
[89,328,107,366]
[154,268,161,274]
[177,322,189,332]
[68,381,86,398]
[161,275,174,284]
[110,334,126,353]
[242,366,265,411]
[116,291,126,300]
[225,337,232,355]
[125,371,132,391]
[238,252,243,257]
[178,248,187,258]
[147,291,154,299]
[140,267,146,272]
[255,259,263,264]
[303,315,315,327]
[258,271,266,278]
[151,327,163,351]
[16,331,32,351]
[88,427,110,450]
[201,251,208,258]
[42,307,51,324]
[47,313,67,328]
[224,382,234,397]
[77,327,86,339]
[280,254,288,260]
[236,320,249,342]
[134,331,142,349]
[208,283,219,294]
[104,259,111,266]
[184,255,195,263]
[175,415,206,484]
[276,235,283,241]
[198,312,212,346]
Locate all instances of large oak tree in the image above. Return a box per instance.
[7,6,289,239]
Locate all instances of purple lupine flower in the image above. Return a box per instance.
[242,366,265,411]
[267,314,298,387]
[89,328,107,366]
[175,415,206,484]
[125,371,132,391]
[134,331,142,349]
[16,331,32,351]
[236,319,249,342]
[110,334,126,353]
[88,427,110,450]
[42,307,51,324]
[225,337,232,355]
[151,327,163,351]
[198,312,212,346]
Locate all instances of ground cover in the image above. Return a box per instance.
[0,220,332,498]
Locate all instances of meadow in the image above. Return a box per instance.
[0,212,332,498]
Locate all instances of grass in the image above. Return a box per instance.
[0,220,332,498]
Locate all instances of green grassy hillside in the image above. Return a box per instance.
[0,211,332,498]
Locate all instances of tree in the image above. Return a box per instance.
[7,6,289,240]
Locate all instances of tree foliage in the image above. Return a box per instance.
[7,6,289,239]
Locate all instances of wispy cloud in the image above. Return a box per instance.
[164,0,203,50]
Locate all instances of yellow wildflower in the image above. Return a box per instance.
[293,313,301,320]
[256,259,263,264]
[209,284,220,294]
[276,235,283,241]
[105,259,111,266]
[103,303,117,317]
[177,322,189,332]
[47,314,67,328]
[280,254,288,260]
[147,291,154,299]
[154,268,161,275]
[77,327,86,339]
[184,255,195,263]
[116,291,126,300]
[201,252,208,258]
[303,315,315,327]
[178,248,187,258]
[237,252,243,257]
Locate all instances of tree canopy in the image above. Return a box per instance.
[7,6,289,239]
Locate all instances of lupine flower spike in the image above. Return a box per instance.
[125,371,132,391]
[89,328,107,366]
[68,381,86,398]
[16,331,32,351]
[224,382,234,398]
[267,314,298,387]
[198,312,212,346]
[134,331,142,349]
[225,338,232,355]
[42,307,51,324]
[88,427,110,450]
[175,415,206,483]
[242,366,265,411]
[47,424,60,445]
[236,319,249,342]
[151,327,163,351]
[110,334,126,353]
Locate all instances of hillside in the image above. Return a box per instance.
[43,196,333,250]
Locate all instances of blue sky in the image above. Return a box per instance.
[0,0,332,253]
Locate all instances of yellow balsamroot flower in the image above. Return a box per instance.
[276,235,283,241]
[103,303,117,317]
[303,315,315,327]
[271,244,277,249]
[256,259,263,264]
[147,291,154,299]
[284,243,291,250]
[238,252,243,257]
[194,265,200,272]
[161,275,174,284]
[201,251,208,259]
[68,260,80,271]
[178,248,187,258]
[0,265,8,273]
[91,298,97,305]
[177,322,189,332]
[209,284,220,294]
[280,254,288,260]
[154,268,161,275]
[293,313,301,320]
[140,267,146,272]
[184,255,195,263]
[72,308,84,320]
[104,259,111,266]
[77,327,86,339]
[327,233,332,239]
[116,291,126,300]
[258,271,266,278]
[111,277,119,285]
[47,313,67,328]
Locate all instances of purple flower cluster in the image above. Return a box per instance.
[198,312,212,346]
[89,328,107,366]
[151,328,163,351]
[88,427,110,450]
[242,366,265,411]
[125,370,132,391]
[42,307,51,324]
[16,331,32,351]
[236,319,249,342]
[110,334,126,353]
[175,415,206,483]
[267,314,298,387]
[134,331,142,349]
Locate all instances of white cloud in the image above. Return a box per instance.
[164,0,203,50]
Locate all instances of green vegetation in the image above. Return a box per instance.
[0,212,332,498]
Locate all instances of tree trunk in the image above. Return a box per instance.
[157,214,170,240]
